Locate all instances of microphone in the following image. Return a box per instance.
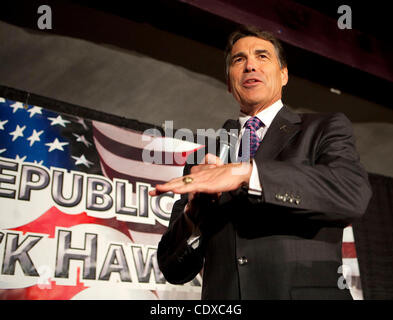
[187,126,238,241]
[218,129,238,163]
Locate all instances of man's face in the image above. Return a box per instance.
[227,36,288,115]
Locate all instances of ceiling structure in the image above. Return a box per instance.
[1,0,392,109]
[67,0,392,103]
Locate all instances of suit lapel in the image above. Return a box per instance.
[255,105,301,161]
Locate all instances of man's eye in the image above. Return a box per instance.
[259,54,267,59]
[233,57,243,63]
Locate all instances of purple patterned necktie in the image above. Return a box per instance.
[238,116,265,161]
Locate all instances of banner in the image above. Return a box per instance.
[0,96,203,299]
[0,96,361,299]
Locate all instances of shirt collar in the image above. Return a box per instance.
[239,99,284,129]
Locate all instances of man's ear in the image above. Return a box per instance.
[280,67,288,87]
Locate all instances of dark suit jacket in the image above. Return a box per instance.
[157,106,372,300]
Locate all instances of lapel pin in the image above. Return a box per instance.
[280,125,289,132]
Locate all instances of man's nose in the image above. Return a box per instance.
[244,58,256,72]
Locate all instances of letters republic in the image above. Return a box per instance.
[0,157,175,225]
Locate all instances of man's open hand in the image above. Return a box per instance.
[149,154,252,196]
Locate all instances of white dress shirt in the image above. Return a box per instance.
[236,99,284,195]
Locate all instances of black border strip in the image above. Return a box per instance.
[0,84,164,134]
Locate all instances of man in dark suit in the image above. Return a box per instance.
[149,25,372,299]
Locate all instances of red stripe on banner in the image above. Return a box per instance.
[342,242,357,258]
[126,220,168,235]
[93,125,201,166]
[98,156,168,187]
[9,206,133,241]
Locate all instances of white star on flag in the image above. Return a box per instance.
[9,102,25,113]
[48,115,71,127]
[72,154,94,168]
[9,124,26,141]
[0,148,6,154]
[27,129,44,147]
[72,133,92,147]
[75,117,89,130]
[0,119,8,130]
[27,106,43,118]
[45,138,69,152]
[0,97,5,103]
[33,160,44,165]
[15,154,27,162]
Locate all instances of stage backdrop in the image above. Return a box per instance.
[0,95,360,299]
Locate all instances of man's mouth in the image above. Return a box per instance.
[242,78,262,87]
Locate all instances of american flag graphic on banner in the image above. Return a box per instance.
[0,98,100,172]
[0,96,202,299]
[0,96,362,299]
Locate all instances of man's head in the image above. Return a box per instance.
[224,25,288,115]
